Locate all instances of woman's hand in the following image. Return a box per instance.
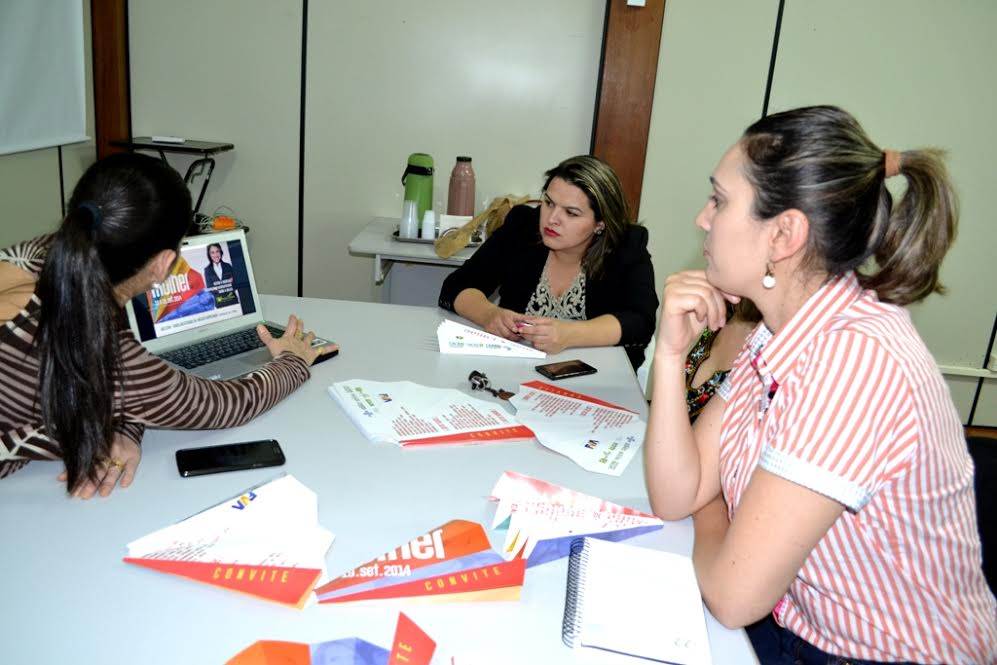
[482,306,528,340]
[258,315,338,366]
[59,433,141,499]
[517,317,572,354]
[657,271,738,359]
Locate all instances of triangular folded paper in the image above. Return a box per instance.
[388,612,436,665]
[315,520,524,604]
[437,319,545,358]
[124,475,333,609]
[489,471,663,566]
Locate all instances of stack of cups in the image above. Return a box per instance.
[399,200,419,238]
[420,210,436,240]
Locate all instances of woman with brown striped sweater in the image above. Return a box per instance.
[0,153,336,498]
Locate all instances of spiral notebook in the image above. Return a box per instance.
[562,538,712,664]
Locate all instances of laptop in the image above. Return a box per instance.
[125,229,333,380]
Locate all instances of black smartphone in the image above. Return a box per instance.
[535,359,598,381]
[176,439,285,477]
[311,346,339,366]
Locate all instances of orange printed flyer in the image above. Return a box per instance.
[124,475,333,609]
[315,520,524,604]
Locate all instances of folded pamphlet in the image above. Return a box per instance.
[329,379,534,447]
[437,319,545,359]
[124,475,333,609]
[314,520,525,604]
[489,471,662,566]
[509,381,645,476]
[227,612,439,665]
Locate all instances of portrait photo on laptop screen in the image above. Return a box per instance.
[130,236,258,342]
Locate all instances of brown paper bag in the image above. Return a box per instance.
[433,195,533,259]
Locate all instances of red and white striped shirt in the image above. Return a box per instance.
[716,272,996,663]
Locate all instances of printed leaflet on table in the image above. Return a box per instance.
[314,520,525,604]
[489,471,663,567]
[437,319,545,358]
[124,475,333,609]
[509,380,645,476]
[329,379,534,447]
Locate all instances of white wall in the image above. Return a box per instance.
[128,1,602,301]
[640,0,995,423]
[129,0,303,296]
[768,0,996,423]
[639,0,780,276]
[0,0,95,248]
[0,149,63,248]
[302,0,604,301]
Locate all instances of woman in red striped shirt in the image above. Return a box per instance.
[644,105,996,664]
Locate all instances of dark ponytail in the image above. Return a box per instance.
[36,153,191,491]
[863,148,957,305]
[741,105,957,306]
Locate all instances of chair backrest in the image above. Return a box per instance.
[967,436,997,594]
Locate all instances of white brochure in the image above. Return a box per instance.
[437,319,545,359]
[124,475,334,609]
[509,381,645,476]
[329,379,535,447]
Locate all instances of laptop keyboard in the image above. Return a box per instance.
[159,324,286,370]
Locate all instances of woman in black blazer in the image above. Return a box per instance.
[204,242,235,289]
[439,155,658,368]
[204,242,237,307]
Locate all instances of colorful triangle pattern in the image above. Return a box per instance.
[489,471,664,566]
[226,612,439,665]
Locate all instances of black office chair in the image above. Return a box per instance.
[967,436,996,593]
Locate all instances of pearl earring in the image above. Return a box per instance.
[762,263,776,289]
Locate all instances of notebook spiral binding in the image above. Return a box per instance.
[561,537,591,648]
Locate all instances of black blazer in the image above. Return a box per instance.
[439,205,658,368]
[204,261,234,290]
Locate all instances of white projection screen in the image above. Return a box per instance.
[0,0,87,155]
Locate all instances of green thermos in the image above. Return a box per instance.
[402,153,434,222]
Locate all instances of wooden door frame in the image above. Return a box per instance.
[91,0,131,159]
[591,0,667,219]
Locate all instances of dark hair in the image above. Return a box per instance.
[36,153,191,492]
[741,105,957,305]
[206,242,224,263]
[542,155,634,279]
[733,298,762,323]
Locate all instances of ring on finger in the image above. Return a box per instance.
[107,458,125,471]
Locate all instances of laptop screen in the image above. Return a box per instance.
[129,235,259,343]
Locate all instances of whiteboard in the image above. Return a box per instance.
[0,0,88,155]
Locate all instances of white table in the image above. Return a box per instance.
[0,297,756,665]
[348,217,481,305]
